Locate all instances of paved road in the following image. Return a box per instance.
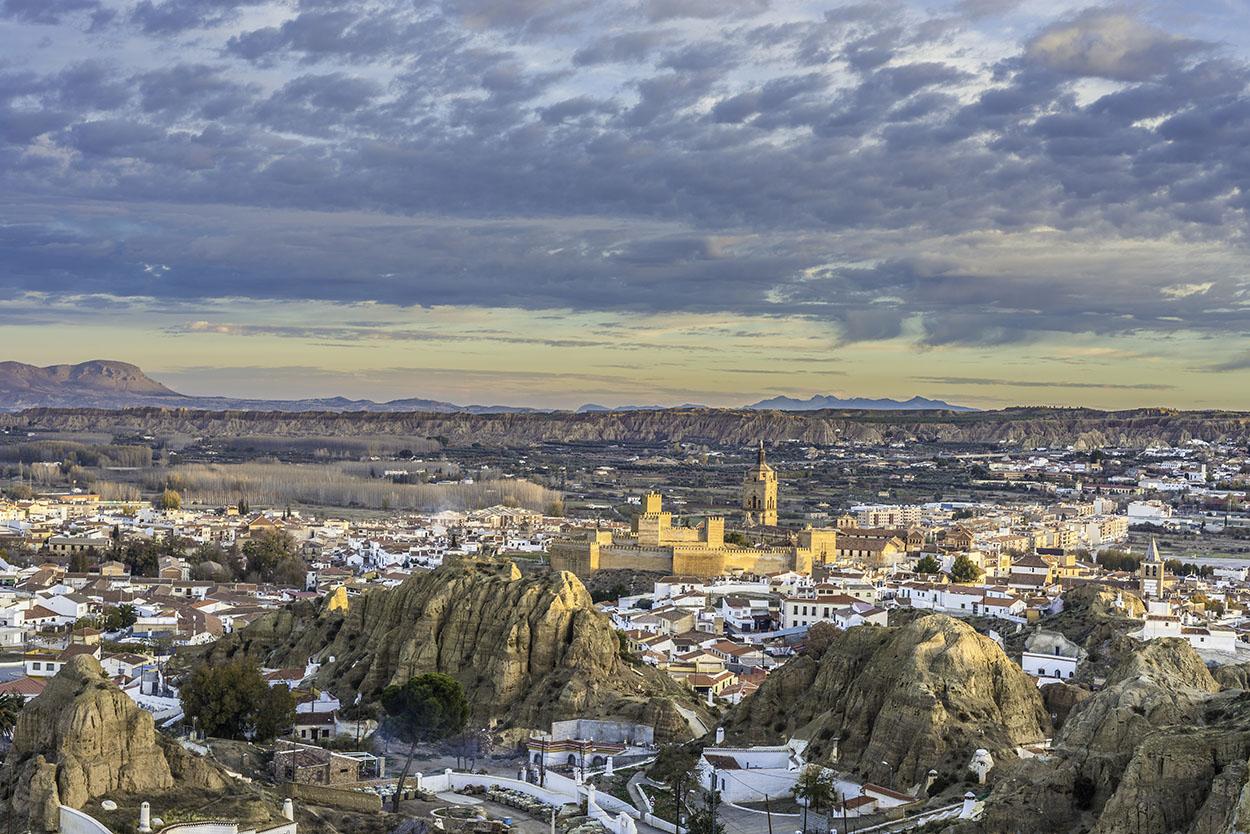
[672,703,710,738]
[717,802,803,834]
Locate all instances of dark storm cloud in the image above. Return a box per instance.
[573,29,675,66]
[0,0,1247,350]
[132,0,267,34]
[1,0,102,24]
[643,0,769,22]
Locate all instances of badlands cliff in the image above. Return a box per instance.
[6,405,1250,448]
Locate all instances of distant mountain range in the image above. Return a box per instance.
[0,360,974,413]
[745,394,975,412]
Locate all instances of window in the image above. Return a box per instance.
[31,662,40,670]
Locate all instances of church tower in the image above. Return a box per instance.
[1139,538,1166,599]
[742,440,778,527]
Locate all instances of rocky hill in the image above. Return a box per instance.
[950,638,1250,834]
[722,616,1049,790]
[0,360,181,408]
[207,561,706,741]
[0,655,228,832]
[6,405,1250,449]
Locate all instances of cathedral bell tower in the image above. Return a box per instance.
[741,440,778,527]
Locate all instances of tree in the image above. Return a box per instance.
[254,684,297,742]
[950,554,981,584]
[686,803,725,834]
[3,484,34,501]
[649,744,699,824]
[794,766,834,833]
[101,604,138,631]
[242,530,305,586]
[69,548,93,574]
[0,692,24,739]
[381,673,469,811]
[191,542,243,580]
[159,488,182,511]
[915,554,941,574]
[121,539,162,577]
[687,780,726,834]
[237,497,249,515]
[451,727,494,770]
[181,659,294,742]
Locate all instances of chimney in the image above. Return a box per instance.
[282,799,295,821]
[715,727,725,745]
[138,802,152,833]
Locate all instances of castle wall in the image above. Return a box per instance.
[597,545,677,573]
[549,539,599,574]
[798,528,838,564]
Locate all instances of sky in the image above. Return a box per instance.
[0,0,1248,410]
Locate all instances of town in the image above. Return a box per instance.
[2,432,1249,833]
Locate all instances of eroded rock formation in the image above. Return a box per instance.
[953,638,1250,834]
[0,655,175,832]
[723,615,1049,789]
[8,405,1250,449]
[209,560,704,739]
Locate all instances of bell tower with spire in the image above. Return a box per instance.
[1140,537,1166,599]
[742,440,778,526]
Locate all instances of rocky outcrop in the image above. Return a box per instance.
[723,616,1049,788]
[953,638,1250,834]
[209,561,704,739]
[0,656,175,832]
[1214,661,1250,690]
[0,360,182,409]
[7,405,1250,448]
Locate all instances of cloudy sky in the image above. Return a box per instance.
[1,0,1247,409]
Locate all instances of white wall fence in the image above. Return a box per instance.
[414,768,685,834]
[58,807,112,834]
[418,770,571,808]
[57,805,298,834]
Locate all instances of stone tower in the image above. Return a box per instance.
[1140,537,1166,599]
[741,440,778,526]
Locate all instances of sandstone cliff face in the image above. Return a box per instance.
[0,656,175,832]
[955,638,1250,834]
[724,616,1049,789]
[7,406,1250,449]
[211,562,703,739]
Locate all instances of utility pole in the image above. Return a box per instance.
[709,767,719,834]
[764,793,774,834]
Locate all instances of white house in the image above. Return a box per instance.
[1020,629,1085,683]
[0,625,25,648]
[699,743,803,803]
[1127,501,1173,524]
[782,592,887,630]
[1132,600,1239,656]
[1022,651,1080,682]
